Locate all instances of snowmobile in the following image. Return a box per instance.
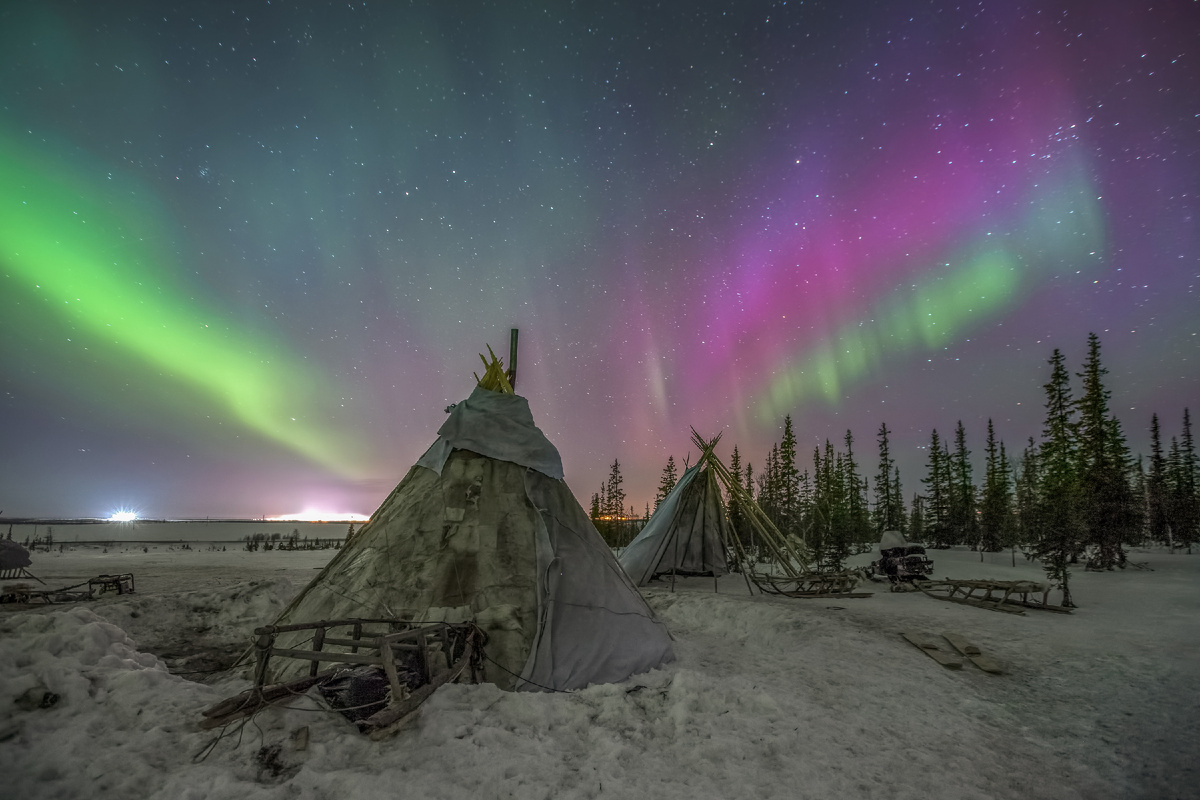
[868,531,934,585]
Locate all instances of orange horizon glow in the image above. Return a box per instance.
[265,510,371,523]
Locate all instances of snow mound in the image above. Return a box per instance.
[90,578,298,676]
[0,606,217,799]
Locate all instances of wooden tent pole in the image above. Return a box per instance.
[507,328,519,390]
[690,428,810,580]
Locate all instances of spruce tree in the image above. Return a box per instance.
[979,419,1008,552]
[999,442,1019,556]
[798,466,814,546]
[949,421,977,547]
[1177,409,1199,552]
[809,443,832,566]
[655,455,679,510]
[728,445,746,543]
[605,459,626,519]
[1015,438,1040,549]
[1133,455,1149,545]
[890,467,906,536]
[1074,333,1131,568]
[1148,414,1169,545]
[778,416,801,539]
[922,429,951,547]
[1161,410,1198,553]
[843,429,872,553]
[1030,348,1082,607]
[1104,414,1140,561]
[874,422,900,533]
[743,459,757,550]
[759,444,782,531]
[908,493,925,542]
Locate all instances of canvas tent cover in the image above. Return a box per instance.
[271,387,674,692]
[619,462,731,586]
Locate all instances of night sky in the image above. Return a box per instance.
[2,1,1196,520]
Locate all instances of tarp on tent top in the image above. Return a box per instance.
[270,386,674,692]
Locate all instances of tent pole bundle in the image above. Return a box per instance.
[686,428,811,581]
[473,343,514,394]
[686,429,873,598]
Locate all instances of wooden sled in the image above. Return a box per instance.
[88,573,135,596]
[201,619,484,737]
[917,578,1071,615]
[753,570,872,599]
[1,579,99,605]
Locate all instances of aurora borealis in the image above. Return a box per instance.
[1,1,1196,519]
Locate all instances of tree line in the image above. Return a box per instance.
[602,334,1198,598]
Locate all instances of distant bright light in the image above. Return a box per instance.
[266,510,370,522]
[109,510,138,522]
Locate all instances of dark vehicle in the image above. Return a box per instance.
[869,531,934,584]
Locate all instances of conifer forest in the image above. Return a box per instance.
[591,334,1199,601]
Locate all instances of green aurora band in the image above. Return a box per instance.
[756,167,1105,422]
[0,131,366,477]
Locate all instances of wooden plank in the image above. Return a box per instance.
[942,632,1004,674]
[318,636,420,650]
[268,647,384,666]
[901,631,962,669]
[253,618,413,636]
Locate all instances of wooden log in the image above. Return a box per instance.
[378,639,408,704]
[253,632,272,689]
[309,627,325,677]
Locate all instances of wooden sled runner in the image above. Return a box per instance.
[1,573,135,605]
[916,578,1071,615]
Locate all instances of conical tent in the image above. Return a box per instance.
[0,540,32,571]
[618,461,731,586]
[620,430,811,589]
[270,384,674,692]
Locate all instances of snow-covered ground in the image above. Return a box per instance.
[1,544,1196,799]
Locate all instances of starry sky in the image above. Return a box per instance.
[1,0,1196,520]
